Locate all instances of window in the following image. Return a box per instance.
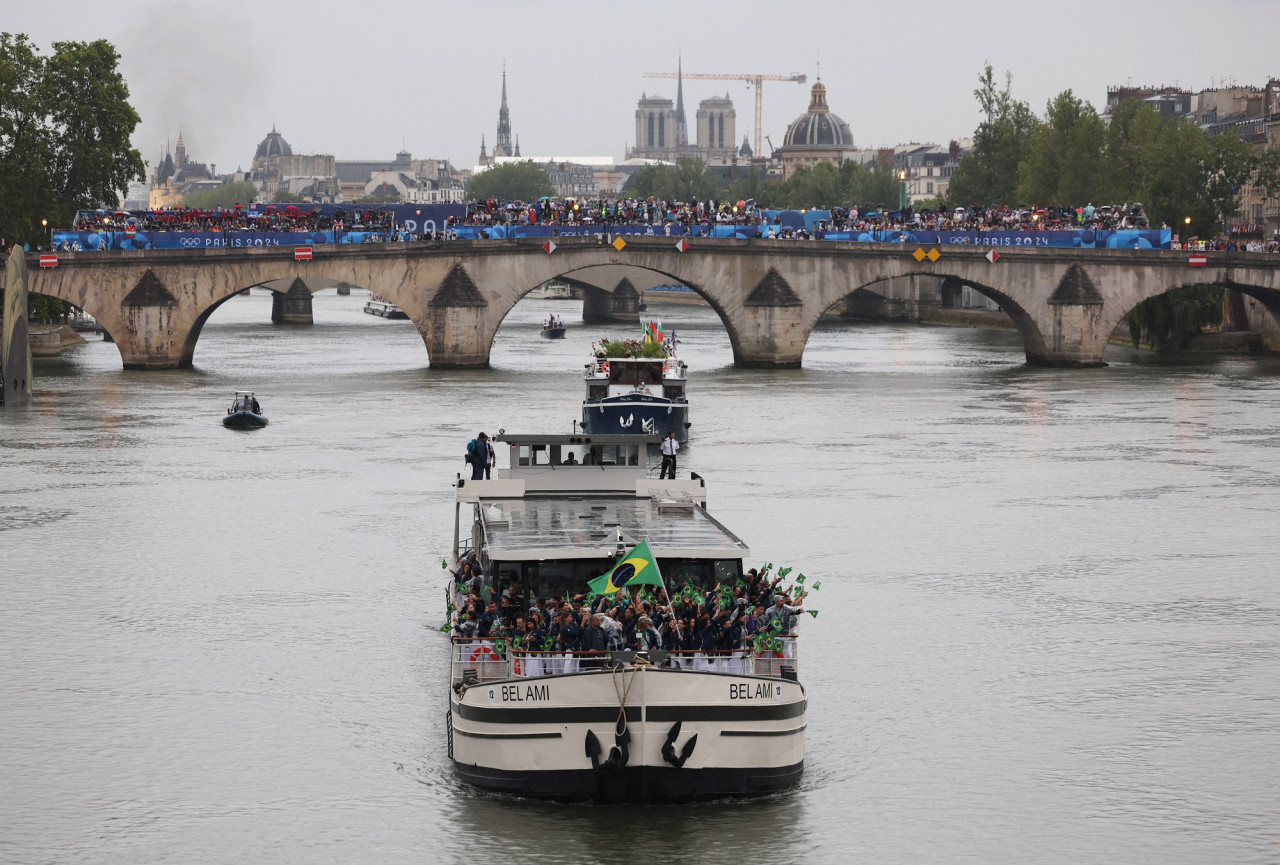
[927,182,934,194]
[647,114,655,148]
[717,114,724,149]
[658,116,665,148]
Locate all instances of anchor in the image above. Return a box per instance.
[641,417,656,435]
[619,413,634,429]
[661,720,697,768]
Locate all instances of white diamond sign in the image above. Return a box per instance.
[675,238,689,252]
[543,240,557,254]
[985,249,1000,263]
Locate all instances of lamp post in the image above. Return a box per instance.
[897,169,907,212]
[1184,215,1192,247]
[41,218,48,249]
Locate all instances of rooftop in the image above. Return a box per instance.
[477,494,749,560]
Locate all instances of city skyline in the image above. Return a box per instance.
[7,0,1278,177]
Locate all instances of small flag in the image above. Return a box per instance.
[38,254,58,268]
[778,567,792,578]
[439,621,451,632]
[294,245,312,261]
[796,573,807,584]
[808,610,819,618]
[812,581,821,591]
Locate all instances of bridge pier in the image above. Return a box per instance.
[1025,265,1109,367]
[271,278,314,325]
[582,280,640,324]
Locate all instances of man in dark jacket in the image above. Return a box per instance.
[581,614,607,667]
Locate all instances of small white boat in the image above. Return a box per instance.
[363,293,408,319]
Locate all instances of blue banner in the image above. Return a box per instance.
[53,225,1172,251]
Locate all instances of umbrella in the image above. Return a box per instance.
[265,205,278,212]
[285,205,299,212]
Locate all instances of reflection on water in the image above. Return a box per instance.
[1,289,1278,864]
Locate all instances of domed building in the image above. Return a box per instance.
[254,127,293,162]
[778,79,856,178]
[249,126,337,201]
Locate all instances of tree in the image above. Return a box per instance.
[626,157,718,203]
[948,65,1039,206]
[272,189,309,203]
[0,34,144,248]
[1098,99,1164,202]
[465,161,553,202]
[1016,90,1105,205]
[181,181,258,210]
[1126,284,1225,352]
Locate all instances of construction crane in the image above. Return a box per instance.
[643,71,807,160]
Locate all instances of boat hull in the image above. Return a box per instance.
[541,327,566,339]
[581,396,689,441]
[448,667,804,803]
[453,759,803,802]
[222,411,268,428]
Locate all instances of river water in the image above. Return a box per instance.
[2,291,1278,864]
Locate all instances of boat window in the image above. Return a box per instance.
[556,445,588,466]
[518,445,553,466]
[500,559,616,602]
[657,559,743,591]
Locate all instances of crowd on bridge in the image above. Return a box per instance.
[448,554,806,673]
[49,196,1280,251]
[71,205,401,235]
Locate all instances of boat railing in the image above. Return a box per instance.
[450,637,799,682]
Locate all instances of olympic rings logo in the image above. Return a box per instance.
[180,238,201,248]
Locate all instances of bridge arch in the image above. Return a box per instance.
[1100,277,1280,346]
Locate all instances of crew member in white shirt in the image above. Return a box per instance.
[659,431,680,479]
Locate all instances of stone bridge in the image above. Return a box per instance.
[11,237,1280,369]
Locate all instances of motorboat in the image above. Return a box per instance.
[581,324,689,441]
[363,293,408,319]
[223,391,268,428]
[541,316,567,339]
[445,433,805,803]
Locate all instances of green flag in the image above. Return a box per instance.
[808,610,819,618]
[812,581,821,591]
[588,540,664,595]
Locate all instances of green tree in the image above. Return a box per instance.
[271,189,309,203]
[0,33,144,248]
[465,161,554,201]
[948,65,1040,206]
[181,181,258,210]
[1098,99,1164,202]
[1017,90,1105,205]
[1125,284,1225,352]
[626,157,718,203]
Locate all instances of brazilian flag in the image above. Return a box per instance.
[588,540,664,595]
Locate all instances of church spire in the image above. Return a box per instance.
[674,56,689,148]
[495,62,513,157]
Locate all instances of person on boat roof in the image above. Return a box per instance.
[465,432,488,481]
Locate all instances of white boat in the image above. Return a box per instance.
[582,330,690,442]
[446,433,805,803]
[528,279,579,300]
[363,293,408,319]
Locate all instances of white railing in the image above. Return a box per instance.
[450,638,800,682]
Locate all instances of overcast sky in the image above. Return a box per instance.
[8,0,1276,177]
